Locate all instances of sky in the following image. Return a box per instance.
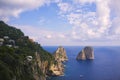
[0,0,120,46]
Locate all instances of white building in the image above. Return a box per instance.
[26,56,33,62]
[0,38,4,46]
[4,36,9,39]
[6,44,12,47]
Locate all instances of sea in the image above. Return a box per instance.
[43,46,120,80]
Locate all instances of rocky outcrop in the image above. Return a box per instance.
[76,46,94,60]
[53,46,68,62]
[32,52,47,80]
[50,46,68,76]
[49,60,64,76]
[32,51,65,79]
[23,52,47,80]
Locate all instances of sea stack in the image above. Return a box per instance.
[50,46,68,76]
[76,46,94,60]
[53,46,68,62]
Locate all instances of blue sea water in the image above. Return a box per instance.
[43,46,120,80]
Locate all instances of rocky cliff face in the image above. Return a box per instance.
[50,46,68,76]
[49,60,64,76]
[32,52,47,80]
[23,52,50,80]
[76,46,94,60]
[26,52,57,80]
[54,46,68,62]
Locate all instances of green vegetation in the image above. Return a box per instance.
[0,21,24,40]
[0,21,55,80]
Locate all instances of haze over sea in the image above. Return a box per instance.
[43,46,120,80]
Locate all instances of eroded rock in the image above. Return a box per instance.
[76,46,94,60]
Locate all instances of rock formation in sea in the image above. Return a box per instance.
[54,46,68,62]
[50,46,68,76]
[76,46,94,60]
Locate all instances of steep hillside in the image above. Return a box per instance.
[0,21,61,80]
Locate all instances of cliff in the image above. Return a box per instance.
[76,46,94,60]
[53,46,68,62]
[0,21,62,80]
[50,46,68,76]
[49,60,64,76]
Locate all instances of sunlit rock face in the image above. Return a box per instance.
[50,46,68,76]
[76,46,94,60]
[54,46,68,62]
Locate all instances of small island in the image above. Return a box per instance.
[49,46,68,76]
[76,46,94,60]
[54,46,68,62]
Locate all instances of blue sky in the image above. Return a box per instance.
[0,0,120,46]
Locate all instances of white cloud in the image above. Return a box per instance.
[1,0,120,45]
[111,17,120,34]
[66,11,100,40]
[57,0,120,42]
[110,0,120,17]
[59,34,66,38]
[73,0,95,4]
[96,0,111,34]
[109,0,120,35]
[20,0,120,45]
[45,35,52,39]
[9,21,120,46]
[11,24,69,45]
[0,0,52,21]
[57,2,73,14]
[67,13,82,26]
[0,17,9,22]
